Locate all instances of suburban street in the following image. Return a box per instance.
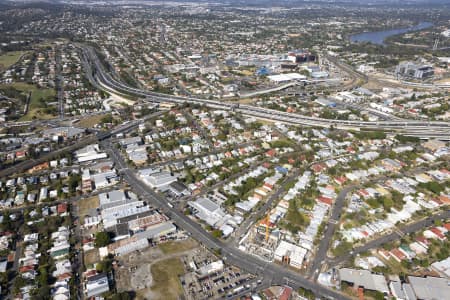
[307,184,358,280]
[102,136,353,300]
[326,209,450,269]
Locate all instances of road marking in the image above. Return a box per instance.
[395,229,404,237]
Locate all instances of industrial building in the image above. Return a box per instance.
[408,276,450,300]
[267,73,306,84]
[274,241,307,269]
[138,168,178,190]
[338,268,389,294]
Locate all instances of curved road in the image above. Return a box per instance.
[80,45,450,140]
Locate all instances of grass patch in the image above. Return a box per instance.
[150,258,184,300]
[0,51,26,70]
[78,195,100,223]
[84,249,100,267]
[158,239,198,255]
[0,82,56,121]
[77,114,107,128]
[237,98,255,104]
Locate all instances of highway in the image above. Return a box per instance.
[80,45,450,140]
[75,44,450,299]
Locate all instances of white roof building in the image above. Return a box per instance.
[86,273,110,297]
[75,144,107,163]
[268,73,306,83]
[431,257,450,278]
[197,260,224,277]
[338,268,389,294]
[188,197,226,227]
[139,168,177,190]
[274,241,307,269]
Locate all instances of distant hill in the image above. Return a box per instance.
[1,0,450,7]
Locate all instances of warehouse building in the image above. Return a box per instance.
[267,73,306,83]
[408,276,450,299]
[338,268,389,294]
[274,241,307,269]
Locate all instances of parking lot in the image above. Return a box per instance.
[181,249,256,299]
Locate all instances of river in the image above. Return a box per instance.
[349,22,433,45]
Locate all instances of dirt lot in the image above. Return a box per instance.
[84,249,100,268]
[158,239,197,255]
[115,239,199,300]
[78,195,99,223]
[150,258,185,300]
[77,114,107,128]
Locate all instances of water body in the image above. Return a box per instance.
[350,22,433,45]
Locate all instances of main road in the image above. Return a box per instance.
[76,44,450,299]
[80,45,450,140]
[101,138,351,299]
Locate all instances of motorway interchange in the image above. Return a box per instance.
[76,44,450,299]
[81,45,450,140]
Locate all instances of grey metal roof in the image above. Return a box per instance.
[338,268,389,293]
[408,276,450,300]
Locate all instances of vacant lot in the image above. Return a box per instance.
[158,239,198,255]
[78,195,99,223]
[77,114,106,128]
[84,249,100,268]
[0,82,57,121]
[150,258,185,300]
[0,51,25,70]
[116,239,199,300]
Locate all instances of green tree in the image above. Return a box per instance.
[110,292,131,300]
[95,231,112,248]
[211,229,222,238]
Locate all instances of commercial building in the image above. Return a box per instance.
[274,241,307,269]
[196,260,224,278]
[338,268,389,294]
[85,273,110,297]
[113,238,149,256]
[267,73,306,83]
[395,62,434,79]
[188,197,226,227]
[139,168,178,190]
[75,144,107,163]
[408,276,450,300]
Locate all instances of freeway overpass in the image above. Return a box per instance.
[81,46,450,140]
